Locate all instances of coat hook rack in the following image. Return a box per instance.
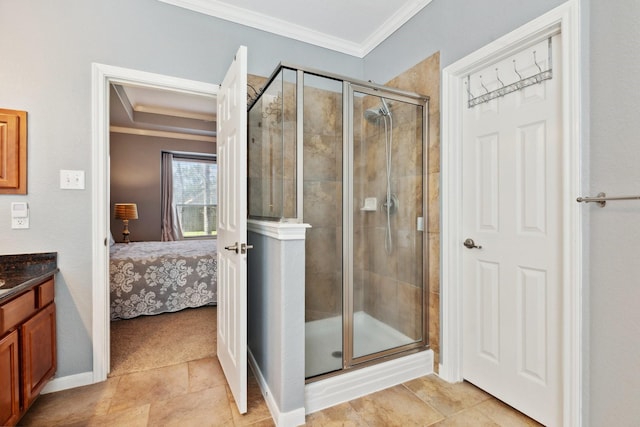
[496,68,505,88]
[467,37,553,108]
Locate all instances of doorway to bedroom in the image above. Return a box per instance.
[107,79,219,376]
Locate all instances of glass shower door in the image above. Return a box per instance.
[350,87,427,361]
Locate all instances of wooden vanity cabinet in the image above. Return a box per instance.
[0,277,56,426]
[0,329,20,426]
[22,302,56,408]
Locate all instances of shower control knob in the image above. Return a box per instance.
[463,238,482,249]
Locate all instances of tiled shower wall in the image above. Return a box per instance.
[303,85,344,321]
[382,52,441,368]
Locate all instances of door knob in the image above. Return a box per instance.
[224,242,239,253]
[463,238,482,249]
[241,243,253,254]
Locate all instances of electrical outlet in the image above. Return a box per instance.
[60,170,85,190]
[12,217,29,229]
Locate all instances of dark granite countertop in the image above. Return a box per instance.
[0,252,58,303]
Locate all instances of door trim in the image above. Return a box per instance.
[91,63,218,382]
[440,1,582,425]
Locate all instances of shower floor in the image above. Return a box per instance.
[305,311,415,378]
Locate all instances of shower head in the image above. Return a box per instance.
[363,98,391,123]
[364,108,383,122]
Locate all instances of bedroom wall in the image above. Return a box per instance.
[109,133,215,242]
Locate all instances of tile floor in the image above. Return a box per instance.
[20,357,541,426]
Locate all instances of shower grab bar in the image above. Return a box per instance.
[576,192,640,207]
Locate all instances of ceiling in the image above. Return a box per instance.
[159,0,433,57]
[112,1,433,140]
[109,84,217,142]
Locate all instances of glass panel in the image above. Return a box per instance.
[303,74,344,378]
[352,92,424,359]
[172,157,217,237]
[247,69,297,220]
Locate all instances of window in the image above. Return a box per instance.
[171,154,217,238]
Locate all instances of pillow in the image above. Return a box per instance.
[109,231,115,246]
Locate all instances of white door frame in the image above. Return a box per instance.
[90,63,219,382]
[440,1,582,425]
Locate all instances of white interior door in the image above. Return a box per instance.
[217,45,248,414]
[461,36,562,426]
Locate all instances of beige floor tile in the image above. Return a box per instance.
[227,372,273,426]
[349,384,445,427]
[147,385,233,427]
[20,377,121,426]
[305,402,369,426]
[241,419,276,427]
[66,404,150,427]
[404,375,491,417]
[189,357,228,392]
[429,406,500,427]
[108,363,189,413]
[474,398,544,427]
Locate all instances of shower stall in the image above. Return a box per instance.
[248,64,429,383]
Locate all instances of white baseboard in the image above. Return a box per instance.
[248,349,306,427]
[305,350,434,414]
[41,371,95,394]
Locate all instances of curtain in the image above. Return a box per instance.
[160,152,183,241]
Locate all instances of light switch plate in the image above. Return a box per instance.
[60,170,85,189]
[11,202,29,229]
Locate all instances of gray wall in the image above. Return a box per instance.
[109,133,214,242]
[247,231,305,414]
[589,1,640,425]
[0,0,360,378]
[362,0,567,81]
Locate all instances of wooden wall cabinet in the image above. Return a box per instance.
[0,109,27,195]
[0,278,56,426]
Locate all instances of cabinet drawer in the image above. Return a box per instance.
[0,290,35,336]
[36,279,55,308]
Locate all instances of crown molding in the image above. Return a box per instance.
[110,125,216,142]
[159,0,431,58]
[360,0,432,57]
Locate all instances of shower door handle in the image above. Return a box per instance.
[463,238,482,249]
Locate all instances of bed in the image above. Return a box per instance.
[109,240,217,321]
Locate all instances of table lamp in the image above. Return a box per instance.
[114,203,138,243]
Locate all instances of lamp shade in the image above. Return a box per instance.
[114,203,138,220]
